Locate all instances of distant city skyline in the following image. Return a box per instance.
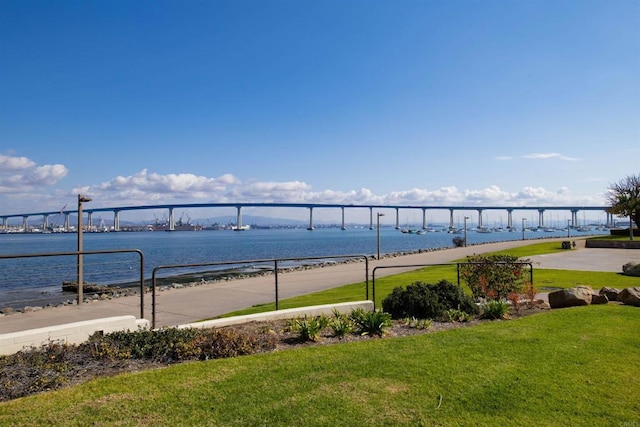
[1,1,638,223]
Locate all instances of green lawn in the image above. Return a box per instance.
[2,305,639,426]
[220,241,637,317]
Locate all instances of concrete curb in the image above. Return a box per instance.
[176,300,374,330]
[0,315,149,356]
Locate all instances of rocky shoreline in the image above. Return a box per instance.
[0,245,454,316]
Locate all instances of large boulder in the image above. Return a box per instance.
[599,287,620,302]
[619,287,640,307]
[622,262,640,277]
[548,286,593,309]
[591,294,608,305]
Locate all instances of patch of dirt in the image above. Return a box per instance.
[224,304,548,350]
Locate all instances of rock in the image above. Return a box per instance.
[591,294,608,305]
[599,287,620,302]
[622,262,640,277]
[1,307,14,314]
[548,286,593,309]
[619,287,640,307]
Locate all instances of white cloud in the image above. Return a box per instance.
[522,153,581,162]
[0,154,36,171]
[0,160,610,219]
[87,169,241,205]
[465,185,515,203]
[0,154,68,193]
[495,156,513,161]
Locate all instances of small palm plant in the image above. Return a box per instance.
[288,315,329,342]
[350,309,392,337]
[330,309,354,339]
[481,300,511,320]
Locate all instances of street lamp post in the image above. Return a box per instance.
[377,212,385,260]
[77,194,92,305]
[521,218,526,241]
[463,216,469,247]
[567,219,571,238]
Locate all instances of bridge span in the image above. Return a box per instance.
[0,202,612,232]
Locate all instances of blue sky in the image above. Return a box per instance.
[1,0,638,223]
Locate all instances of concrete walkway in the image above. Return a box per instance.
[0,237,635,334]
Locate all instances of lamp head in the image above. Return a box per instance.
[78,194,92,203]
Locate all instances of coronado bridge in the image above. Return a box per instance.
[1,202,613,232]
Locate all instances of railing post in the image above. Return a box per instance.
[274,260,279,311]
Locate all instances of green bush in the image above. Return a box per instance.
[83,327,277,362]
[381,280,478,320]
[287,315,329,342]
[330,310,354,338]
[480,299,511,320]
[350,310,392,336]
[459,254,530,300]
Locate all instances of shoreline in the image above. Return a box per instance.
[0,236,581,316]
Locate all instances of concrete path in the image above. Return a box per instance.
[0,237,634,333]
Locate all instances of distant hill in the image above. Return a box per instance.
[194,215,308,227]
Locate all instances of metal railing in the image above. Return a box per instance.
[372,261,533,309]
[151,254,369,328]
[0,249,145,317]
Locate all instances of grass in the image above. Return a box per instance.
[588,234,635,241]
[2,305,639,426]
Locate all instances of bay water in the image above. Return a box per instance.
[0,226,604,307]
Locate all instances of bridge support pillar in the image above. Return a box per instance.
[307,207,314,230]
[341,207,346,230]
[477,209,483,229]
[236,206,242,230]
[538,209,545,228]
[64,213,70,232]
[369,207,374,230]
[507,209,513,230]
[422,208,427,229]
[43,214,49,231]
[571,210,578,228]
[449,209,455,230]
[113,211,120,231]
[87,212,93,230]
[168,208,175,231]
[22,215,28,233]
[395,208,400,230]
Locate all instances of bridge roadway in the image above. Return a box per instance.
[1,202,611,232]
[0,237,633,334]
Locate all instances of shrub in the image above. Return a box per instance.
[443,308,473,323]
[351,310,392,336]
[0,342,77,401]
[83,327,277,362]
[382,280,478,320]
[403,317,433,330]
[459,254,530,300]
[288,315,328,342]
[330,310,354,338]
[481,300,511,320]
[452,236,465,247]
[522,281,539,307]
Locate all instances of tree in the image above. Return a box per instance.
[606,174,640,237]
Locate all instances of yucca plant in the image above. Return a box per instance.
[351,310,392,337]
[443,308,474,323]
[481,299,511,320]
[288,316,327,342]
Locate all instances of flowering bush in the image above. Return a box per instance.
[459,254,531,301]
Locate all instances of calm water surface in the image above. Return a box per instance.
[0,227,604,306]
